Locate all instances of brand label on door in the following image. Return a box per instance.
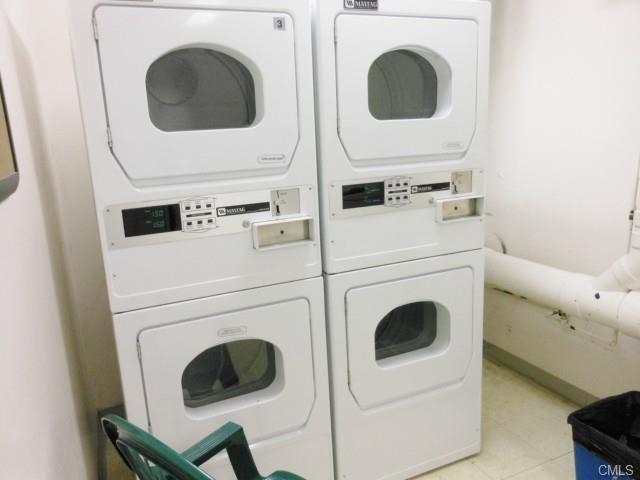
[218,326,247,338]
[217,202,271,217]
[344,0,378,10]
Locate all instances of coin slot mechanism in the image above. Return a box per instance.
[451,171,473,194]
[271,188,301,216]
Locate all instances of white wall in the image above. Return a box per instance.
[37,0,120,413]
[6,0,122,417]
[0,7,94,479]
[0,0,122,472]
[486,0,640,397]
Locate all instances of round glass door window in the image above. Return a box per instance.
[181,339,276,408]
[368,49,438,120]
[146,48,256,132]
[375,301,439,361]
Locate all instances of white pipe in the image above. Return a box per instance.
[485,249,640,340]
[593,160,640,292]
[592,229,640,292]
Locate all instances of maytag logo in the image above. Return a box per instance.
[344,0,378,10]
[218,206,247,216]
[216,202,271,217]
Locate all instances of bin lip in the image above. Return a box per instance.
[567,391,640,477]
[567,391,640,428]
[567,392,640,422]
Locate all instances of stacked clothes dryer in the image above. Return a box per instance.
[313,0,491,478]
[68,1,333,478]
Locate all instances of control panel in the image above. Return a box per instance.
[385,177,412,207]
[331,170,483,221]
[105,186,313,250]
[181,197,216,232]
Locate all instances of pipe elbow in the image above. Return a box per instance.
[592,250,640,292]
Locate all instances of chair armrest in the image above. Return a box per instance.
[182,422,261,479]
[182,422,244,466]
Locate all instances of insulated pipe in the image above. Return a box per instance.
[592,229,640,292]
[485,249,640,340]
[618,293,640,338]
[594,160,640,292]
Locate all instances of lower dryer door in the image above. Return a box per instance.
[346,267,474,410]
[137,298,315,451]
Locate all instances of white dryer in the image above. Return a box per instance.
[115,277,333,479]
[313,0,491,273]
[69,0,321,313]
[68,1,334,478]
[325,251,484,480]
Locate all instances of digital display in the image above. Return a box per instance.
[122,204,182,237]
[342,182,385,209]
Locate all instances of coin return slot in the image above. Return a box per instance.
[252,217,313,250]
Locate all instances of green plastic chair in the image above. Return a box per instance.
[101,414,305,480]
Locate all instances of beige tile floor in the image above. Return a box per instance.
[415,360,578,480]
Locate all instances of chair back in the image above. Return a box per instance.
[101,414,213,480]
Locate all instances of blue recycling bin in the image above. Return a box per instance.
[567,392,640,479]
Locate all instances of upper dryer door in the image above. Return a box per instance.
[94,6,299,185]
[335,14,478,165]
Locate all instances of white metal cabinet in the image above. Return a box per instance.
[325,251,484,480]
[68,0,321,312]
[313,0,491,274]
[114,278,334,479]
